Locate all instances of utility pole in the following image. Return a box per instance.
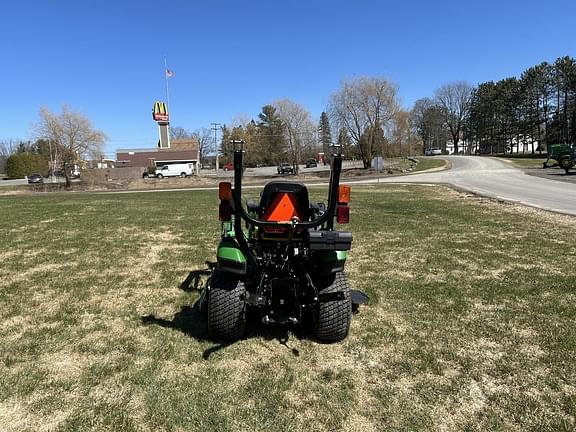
[48,139,55,183]
[211,122,221,171]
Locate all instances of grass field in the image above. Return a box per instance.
[411,157,446,172]
[504,158,548,169]
[1,185,575,431]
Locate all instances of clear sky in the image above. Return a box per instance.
[1,0,575,156]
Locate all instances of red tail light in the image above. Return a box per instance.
[336,205,350,224]
[219,200,232,221]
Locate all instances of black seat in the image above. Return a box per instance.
[259,182,310,221]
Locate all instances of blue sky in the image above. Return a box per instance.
[1,0,575,156]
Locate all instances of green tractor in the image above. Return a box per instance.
[199,142,367,343]
[543,143,576,173]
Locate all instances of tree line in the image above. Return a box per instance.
[217,78,421,171]
[0,107,106,185]
[5,57,573,181]
[412,56,576,155]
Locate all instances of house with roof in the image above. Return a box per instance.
[116,139,200,175]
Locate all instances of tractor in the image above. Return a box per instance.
[199,142,367,342]
[543,143,576,173]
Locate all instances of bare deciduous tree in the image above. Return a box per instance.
[191,128,213,166]
[328,77,400,168]
[434,81,473,154]
[35,106,106,186]
[411,98,449,153]
[272,99,316,174]
[170,126,191,140]
[389,110,418,157]
[0,139,20,158]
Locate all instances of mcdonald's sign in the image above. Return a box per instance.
[152,101,169,122]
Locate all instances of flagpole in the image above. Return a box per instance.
[164,57,170,108]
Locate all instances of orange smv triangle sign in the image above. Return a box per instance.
[262,193,302,222]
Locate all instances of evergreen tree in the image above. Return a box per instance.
[464,58,576,154]
[219,125,233,161]
[318,112,332,162]
[6,152,48,179]
[257,105,285,165]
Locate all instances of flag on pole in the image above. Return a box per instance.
[166,69,175,78]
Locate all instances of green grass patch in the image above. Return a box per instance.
[412,157,446,172]
[0,186,575,431]
[504,158,548,168]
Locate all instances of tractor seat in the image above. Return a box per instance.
[259,181,310,224]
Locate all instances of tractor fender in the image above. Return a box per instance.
[217,237,247,276]
[310,250,348,275]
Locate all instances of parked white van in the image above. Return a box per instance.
[155,163,194,178]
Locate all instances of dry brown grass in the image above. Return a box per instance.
[0,186,575,431]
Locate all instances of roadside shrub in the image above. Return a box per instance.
[6,153,48,179]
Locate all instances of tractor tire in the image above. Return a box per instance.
[207,270,246,342]
[313,272,352,343]
[559,156,574,170]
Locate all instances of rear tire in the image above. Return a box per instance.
[313,272,352,343]
[207,270,246,342]
[156,173,163,179]
[180,172,186,178]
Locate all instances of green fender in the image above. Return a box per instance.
[217,236,247,276]
[312,250,348,274]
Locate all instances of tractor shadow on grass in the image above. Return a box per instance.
[141,268,306,360]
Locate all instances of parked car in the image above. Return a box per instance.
[425,148,442,156]
[155,163,194,179]
[305,158,317,168]
[222,163,234,171]
[27,173,44,184]
[277,162,295,175]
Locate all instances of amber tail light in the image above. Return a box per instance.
[219,182,232,200]
[338,185,350,204]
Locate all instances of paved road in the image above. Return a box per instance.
[0,178,28,187]
[357,156,576,216]
[15,157,574,217]
[201,160,364,177]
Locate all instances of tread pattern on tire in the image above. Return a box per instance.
[314,272,352,342]
[207,270,246,342]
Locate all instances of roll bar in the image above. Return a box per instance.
[232,149,342,230]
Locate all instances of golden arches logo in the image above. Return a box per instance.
[152,101,169,122]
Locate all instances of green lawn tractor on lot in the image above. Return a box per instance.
[543,143,576,173]
[200,142,367,343]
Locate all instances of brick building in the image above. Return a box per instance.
[116,139,200,173]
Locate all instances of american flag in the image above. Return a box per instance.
[166,69,175,78]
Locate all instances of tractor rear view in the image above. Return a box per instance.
[200,141,367,343]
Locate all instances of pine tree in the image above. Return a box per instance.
[257,105,285,165]
[318,112,332,162]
